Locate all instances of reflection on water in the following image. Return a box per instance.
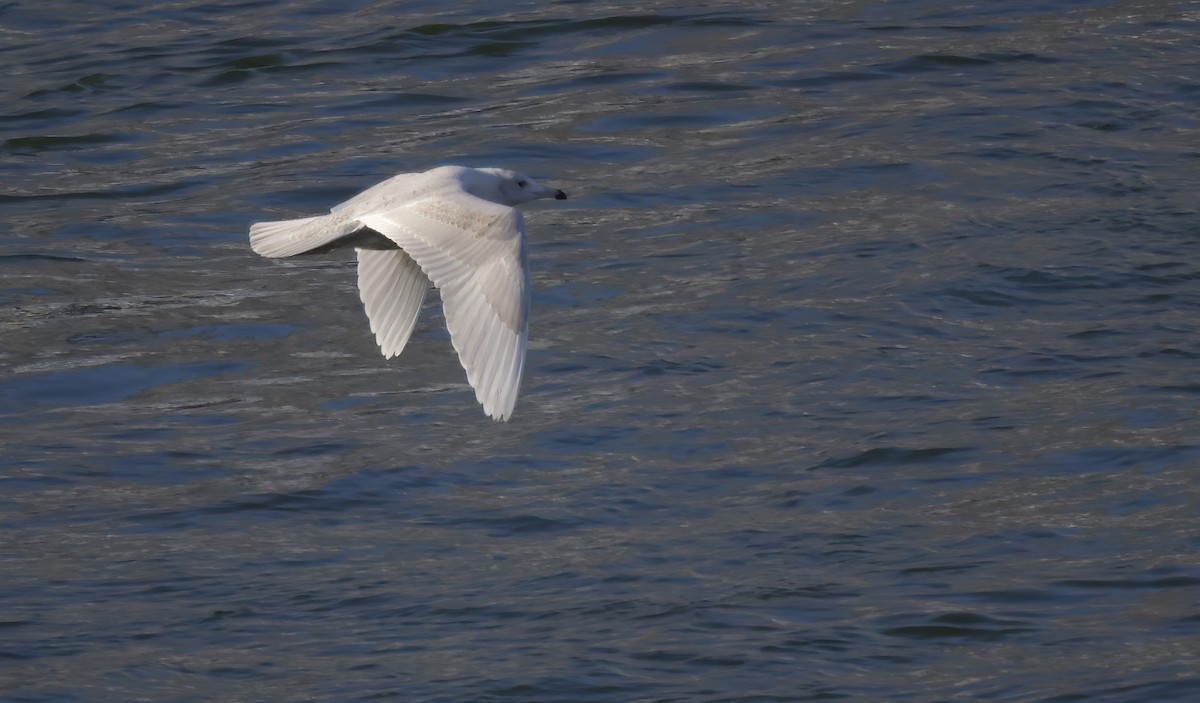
[3,1,1200,701]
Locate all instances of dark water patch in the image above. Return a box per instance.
[558,13,759,33]
[3,133,131,155]
[0,361,251,411]
[698,306,826,336]
[783,160,944,195]
[978,51,1059,64]
[0,253,87,264]
[254,184,365,210]
[349,92,472,111]
[627,358,726,377]
[464,140,656,165]
[951,588,1063,604]
[198,69,258,87]
[319,395,380,412]
[460,41,535,59]
[931,283,1056,307]
[864,19,1015,34]
[586,189,682,209]
[0,647,76,663]
[815,447,973,470]
[94,450,228,486]
[970,145,1107,165]
[580,105,786,132]
[407,12,763,44]
[24,72,112,98]
[0,469,77,492]
[980,358,1081,381]
[0,107,85,127]
[470,454,576,474]
[778,70,890,89]
[437,513,581,537]
[1138,347,1200,360]
[104,425,180,442]
[537,424,640,451]
[664,80,757,93]
[900,562,985,576]
[157,323,298,342]
[219,53,287,71]
[563,69,664,87]
[69,324,297,346]
[124,487,373,530]
[879,612,1035,641]
[1026,96,1176,135]
[0,180,203,204]
[207,36,294,52]
[934,264,1143,312]
[534,352,622,377]
[1066,327,1125,341]
[1042,679,1200,703]
[879,53,994,73]
[313,466,458,500]
[867,50,1059,81]
[270,441,353,459]
[107,101,190,116]
[1037,445,1200,473]
[47,222,138,244]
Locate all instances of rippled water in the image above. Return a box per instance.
[4,1,1200,701]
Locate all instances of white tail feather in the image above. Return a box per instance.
[249,215,365,258]
[249,217,325,257]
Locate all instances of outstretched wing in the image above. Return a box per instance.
[356,248,429,359]
[358,194,529,421]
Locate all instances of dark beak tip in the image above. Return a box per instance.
[554,190,567,200]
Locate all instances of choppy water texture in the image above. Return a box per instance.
[3,1,1200,701]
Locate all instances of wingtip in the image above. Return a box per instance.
[484,400,516,421]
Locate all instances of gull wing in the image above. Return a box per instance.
[355,248,429,359]
[358,194,529,421]
[333,172,420,213]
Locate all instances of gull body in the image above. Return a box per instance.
[249,165,567,421]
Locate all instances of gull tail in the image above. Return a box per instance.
[249,214,359,258]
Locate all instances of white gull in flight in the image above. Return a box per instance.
[249,165,568,421]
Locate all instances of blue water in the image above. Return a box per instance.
[3,1,1200,701]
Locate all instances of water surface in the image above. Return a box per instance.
[3,1,1200,701]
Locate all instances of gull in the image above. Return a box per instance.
[249,165,568,421]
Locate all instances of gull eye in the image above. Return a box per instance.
[516,180,528,188]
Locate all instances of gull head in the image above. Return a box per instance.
[471,167,568,206]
